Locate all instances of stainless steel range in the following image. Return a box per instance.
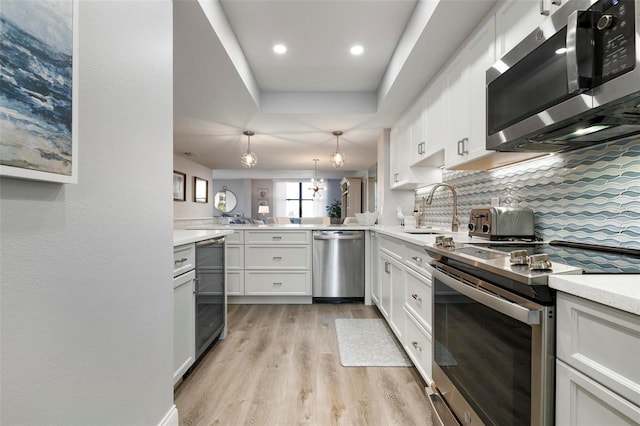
[424,239,582,426]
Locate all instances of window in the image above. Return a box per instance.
[285,182,315,217]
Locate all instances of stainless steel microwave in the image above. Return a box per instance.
[487,0,640,153]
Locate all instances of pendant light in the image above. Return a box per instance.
[310,159,325,198]
[241,130,257,168]
[329,131,345,168]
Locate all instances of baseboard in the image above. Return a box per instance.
[158,405,178,426]
[228,295,312,304]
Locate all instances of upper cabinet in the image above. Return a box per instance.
[445,13,496,169]
[390,115,442,190]
[423,73,448,163]
[495,0,565,58]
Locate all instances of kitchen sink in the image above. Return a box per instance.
[404,229,443,234]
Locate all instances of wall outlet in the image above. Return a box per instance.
[491,197,500,207]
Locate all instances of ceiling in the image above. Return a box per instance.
[173,0,496,173]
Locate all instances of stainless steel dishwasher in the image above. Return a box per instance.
[312,230,364,302]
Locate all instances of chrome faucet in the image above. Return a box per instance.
[424,183,459,232]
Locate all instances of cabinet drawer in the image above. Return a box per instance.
[245,245,311,270]
[404,243,433,277]
[173,243,195,277]
[245,271,311,295]
[226,230,244,244]
[404,309,433,384]
[556,359,640,426]
[226,270,244,296]
[380,236,404,260]
[557,293,640,406]
[226,245,244,269]
[245,230,311,244]
[405,268,432,334]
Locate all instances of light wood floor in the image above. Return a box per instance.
[175,304,435,426]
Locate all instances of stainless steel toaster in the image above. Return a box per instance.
[468,207,535,240]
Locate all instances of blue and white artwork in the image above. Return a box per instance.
[0,0,77,183]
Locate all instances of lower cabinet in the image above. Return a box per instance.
[227,230,312,301]
[245,271,311,296]
[556,360,640,425]
[370,232,381,306]
[375,235,434,385]
[173,269,195,385]
[556,292,640,425]
[404,309,433,383]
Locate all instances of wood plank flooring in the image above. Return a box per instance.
[174,304,435,426]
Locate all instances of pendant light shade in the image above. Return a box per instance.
[241,130,257,168]
[329,131,345,168]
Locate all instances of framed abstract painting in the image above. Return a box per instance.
[0,0,79,183]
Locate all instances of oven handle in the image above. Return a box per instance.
[432,268,542,325]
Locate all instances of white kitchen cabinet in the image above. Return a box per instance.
[408,99,427,166]
[173,243,196,385]
[370,231,381,306]
[377,235,435,384]
[423,72,448,161]
[556,292,640,424]
[443,12,544,170]
[231,230,312,300]
[556,360,640,426]
[379,251,403,340]
[445,13,496,169]
[404,308,433,384]
[495,0,563,59]
[226,231,244,296]
[389,120,411,189]
[390,115,442,190]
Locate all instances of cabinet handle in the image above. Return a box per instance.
[174,257,188,264]
[393,173,399,183]
[457,138,469,156]
[273,282,283,286]
[540,0,549,15]
[411,293,422,302]
[412,341,422,352]
[272,236,282,240]
[552,0,561,4]
[273,256,282,261]
[384,262,390,274]
[411,256,422,263]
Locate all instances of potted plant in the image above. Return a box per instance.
[326,199,342,224]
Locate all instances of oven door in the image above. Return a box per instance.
[486,0,596,151]
[430,262,555,426]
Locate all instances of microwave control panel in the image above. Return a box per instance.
[598,0,636,81]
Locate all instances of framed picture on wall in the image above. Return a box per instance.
[258,188,268,199]
[173,171,186,201]
[0,0,79,183]
[193,176,208,203]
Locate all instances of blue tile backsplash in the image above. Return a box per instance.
[416,137,640,249]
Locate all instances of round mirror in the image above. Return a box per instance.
[214,187,237,213]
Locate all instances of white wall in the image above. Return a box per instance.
[0,2,175,425]
[173,155,214,219]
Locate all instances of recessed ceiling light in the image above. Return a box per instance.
[350,45,364,55]
[273,44,287,54]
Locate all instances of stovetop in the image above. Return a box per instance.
[425,243,583,286]
[471,241,640,274]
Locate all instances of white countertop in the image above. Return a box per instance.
[176,224,638,315]
[173,229,234,246]
[549,275,640,316]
